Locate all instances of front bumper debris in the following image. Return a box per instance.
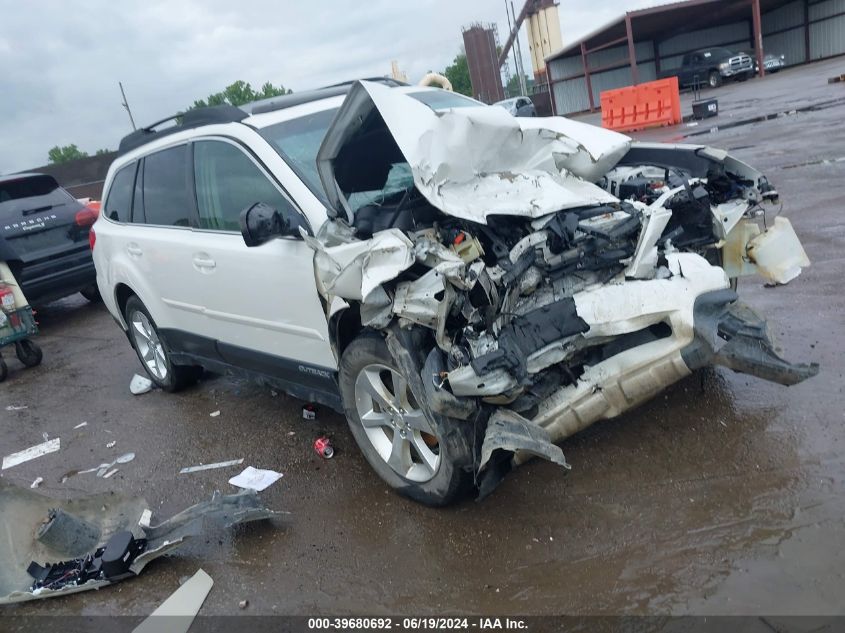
[682,289,820,386]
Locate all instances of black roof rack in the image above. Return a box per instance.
[118,78,409,155]
[118,104,248,156]
[248,77,407,116]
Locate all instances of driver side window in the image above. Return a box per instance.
[193,140,294,231]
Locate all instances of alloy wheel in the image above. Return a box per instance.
[130,310,168,381]
[354,363,440,482]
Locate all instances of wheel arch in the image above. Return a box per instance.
[114,283,137,329]
[329,303,364,360]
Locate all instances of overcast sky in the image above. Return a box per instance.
[0,0,654,174]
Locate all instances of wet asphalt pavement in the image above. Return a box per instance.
[1,58,844,618]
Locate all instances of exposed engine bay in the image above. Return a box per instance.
[306,81,818,494]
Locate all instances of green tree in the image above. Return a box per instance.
[444,53,472,97]
[505,74,533,97]
[191,80,292,109]
[95,148,112,156]
[47,144,88,164]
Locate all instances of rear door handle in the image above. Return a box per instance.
[126,243,142,257]
[192,253,216,271]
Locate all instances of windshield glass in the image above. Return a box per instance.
[259,89,484,200]
[705,47,735,59]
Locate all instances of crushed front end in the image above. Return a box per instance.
[307,81,818,496]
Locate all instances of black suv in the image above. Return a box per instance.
[0,173,98,305]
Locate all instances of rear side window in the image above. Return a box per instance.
[104,163,136,222]
[142,145,190,227]
[193,140,292,231]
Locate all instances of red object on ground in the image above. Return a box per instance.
[600,77,682,133]
[313,436,335,459]
[0,284,16,313]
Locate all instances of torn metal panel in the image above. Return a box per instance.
[575,253,728,339]
[479,409,570,471]
[682,290,820,386]
[477,409,570,499]
[305,225,414,302]
[392,268,451,329]
[317,80,628,224]
[625,206,672,279]
[0,482,281,604]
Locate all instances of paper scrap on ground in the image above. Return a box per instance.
[5,405,27,411]
[106,441,116,448]
[103,468,119,479]
[179,458,244,474]
[139,508,152,528]
[130,374,153,395]
[73,422,88,429]
[209,410,220,417]
[132,569,214,633]
[30,477,43,488]
[2,438,61,470]
[228,466,283,492]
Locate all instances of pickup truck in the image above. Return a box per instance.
[661,47,754,88]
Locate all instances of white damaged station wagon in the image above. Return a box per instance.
[94,79,818,505]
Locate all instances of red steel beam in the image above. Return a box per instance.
[584,35,630,55]
[804,0,811,62]
[752,0,765,78]
[581,42,596,112]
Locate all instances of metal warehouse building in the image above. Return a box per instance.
[546,0,845,115]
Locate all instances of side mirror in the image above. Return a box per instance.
[239,202,308,247]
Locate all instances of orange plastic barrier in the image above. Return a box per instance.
[600,77,681,132]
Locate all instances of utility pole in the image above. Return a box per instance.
[509,1,528,95]
[119,82,137,131]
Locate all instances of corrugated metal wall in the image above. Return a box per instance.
[548,0,845,116]
[763,0,806,65]
[659,21,752,70]
[810,0,845,60]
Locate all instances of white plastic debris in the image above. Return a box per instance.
[209,410,220,418]
[73,422,88,429]
[132,569,213,633]
[78,452,135,477]
[138,508,153,528]
[2,438,61,470]
[106,441,116,449]
[103,468,119,479]
[228,466,283,492]
[30,477,43,489]
[179,458,244,474]
[5,405,27,411]
[130,374,153,395]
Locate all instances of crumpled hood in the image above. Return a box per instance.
[316,81,632,224]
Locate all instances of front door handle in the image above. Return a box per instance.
[192,253,216,271]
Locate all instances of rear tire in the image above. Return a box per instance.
[124,296,201,392]
[0,357,7,382]
[339,332,475,506]
[15,339,42,367]
[81,285,102,302]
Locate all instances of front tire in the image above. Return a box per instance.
[709,70,722,88]
[339,332,474,506]
[124,296,201,392]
